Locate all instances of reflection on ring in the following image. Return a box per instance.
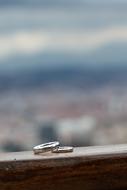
[33,141,60,154]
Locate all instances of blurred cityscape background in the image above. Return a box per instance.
[0,0,127,152]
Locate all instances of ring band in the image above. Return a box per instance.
[52,146,73,153]
[33,141,60,154]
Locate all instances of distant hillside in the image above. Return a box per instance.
[0,65,127,91]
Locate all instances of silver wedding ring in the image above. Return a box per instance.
[52,146,73,153]
[33,141,60,154]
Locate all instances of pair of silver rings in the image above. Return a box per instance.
[33,141,73,154]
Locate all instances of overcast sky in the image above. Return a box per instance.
[0,1,127,71]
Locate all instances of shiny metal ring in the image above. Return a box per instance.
[52,146,73,153]
[33,141,60,154]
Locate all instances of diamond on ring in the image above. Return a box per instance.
[52,146,73,153]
